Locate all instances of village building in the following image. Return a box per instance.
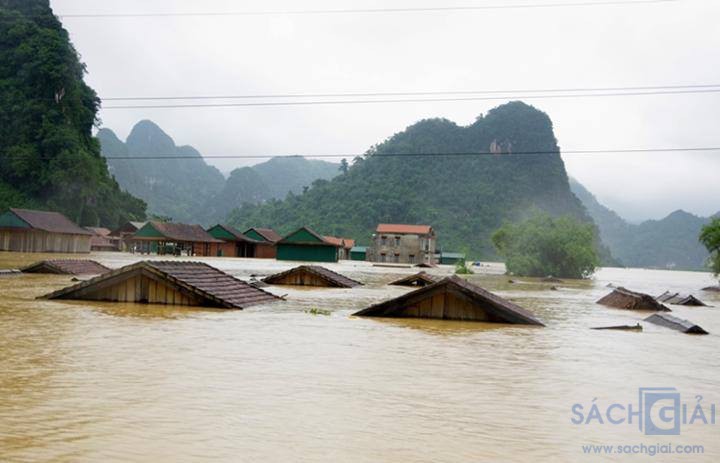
[86,227,120,251]
[243,227,281,258]
[206,224,263,257]
[41,261,280,309]
[597,287,671,311]
[0,208,93,253]
[350,246,367,261]
[354,275,544,325]
[276,226,340,262]
[366,224,436,265]
[22,259,110,275]
[263,265,362,288]
[110,221,147,251]
[130,221,223,256]
[324,236,356,260]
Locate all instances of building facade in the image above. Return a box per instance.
[366,224,436,265]
[0,208,92,253]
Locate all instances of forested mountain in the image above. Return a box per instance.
[98,121,225,223]
[227,102,589,258]
[570,179,713,270]
[0,0,146,227]
[99,122,340,224]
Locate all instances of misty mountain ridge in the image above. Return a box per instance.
[570,178,713,270]
[98,121,340,224]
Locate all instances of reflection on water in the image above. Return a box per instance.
[1,252,719,462]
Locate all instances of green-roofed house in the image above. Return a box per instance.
[243,227,281,258]
[350,246,367,261]
[206,224,262,257]
[440,252,466,265]
[276,226,340,262]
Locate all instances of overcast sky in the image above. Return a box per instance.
[51,0,719,222]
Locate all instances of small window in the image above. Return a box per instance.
[381,235,387,246]
[380,253,386,263]
[394,236,401,246]
[409,254,415,263]
[394,253,400,263]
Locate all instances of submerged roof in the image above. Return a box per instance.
[645,313,709,334]
[388,271,440,287]
[355,275,544,325]
[135,221,222,243]
[597,287,671,311]
[656,291,707,306]
[5,208,92,235]
[22,259,110,275]
[42,261,280,309]
[263,265,363,288]
[244,227,282,243]
[376,224,433,235]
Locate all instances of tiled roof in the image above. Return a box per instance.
[597,287,671,311]
[376,224,433,235]
[141,221,223,243]
[42,261,280,309]
[388,271,440,287]
[324,236,355,249]
[263,265,363,288]
[354,275,544,325]
[9,208,92,235]
[22,259,110,275]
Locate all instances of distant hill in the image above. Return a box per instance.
[570,179,712,270]
[99,121,340,224]
[227,102,591,258]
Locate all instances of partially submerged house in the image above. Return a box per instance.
[110,221,147,251]
[388,271,439,287]
[41,261,280,309]
[354,275,544,325]
[21,259,110,275]
[656,291,707,306]
[131,221,223,256]
[324,236,356,260]
[243,227,281,258]
[645,313,708,334]
[350,246,367,261]
[0,208,93,253]
[86,227,119,252]
[263,265,362,288]
[366,224,436,265]
[206,224,262,257]
[597,287,671,311]
[276,227,340,263]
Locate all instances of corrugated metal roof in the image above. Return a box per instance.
[42,261,280,309]
[263,265,363,288]
[22,259,110,275]
[376,224,433,235]
[8,208,92,235]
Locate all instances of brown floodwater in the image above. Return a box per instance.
[1,252,719,462]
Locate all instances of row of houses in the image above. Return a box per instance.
[1,207,464,264]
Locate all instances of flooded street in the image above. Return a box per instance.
[1,252,719,462]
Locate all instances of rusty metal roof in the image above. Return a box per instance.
[8,208,92,235]
[263,265,363,288]
[376,224,433,235]
[41,261,280,309]
[22,259,110,275]
[355,275,544,325]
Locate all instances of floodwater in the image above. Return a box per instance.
[1,252,719,463]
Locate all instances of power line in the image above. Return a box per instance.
[101,88,720,109]
[5,147,718,162]
[58,0,677,18]
[101,83,720,101]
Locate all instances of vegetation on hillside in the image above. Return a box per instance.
[570,179,713,270]
[700,218,720,276]
[228,102,589,258]
[491,213,599,279]
[0,0,146,227]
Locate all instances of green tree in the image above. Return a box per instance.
[0,0,146,227]
[339,158,349,174]
[699,218,720,276]
[492,213,599,279]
